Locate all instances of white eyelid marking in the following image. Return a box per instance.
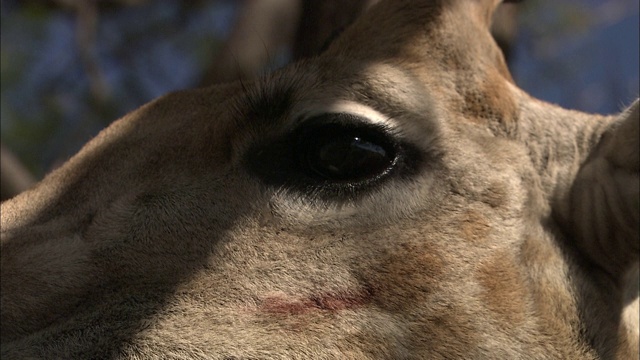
[297,101,397,128]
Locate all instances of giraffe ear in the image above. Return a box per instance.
[566,99,639,278]
[601,101,640,172]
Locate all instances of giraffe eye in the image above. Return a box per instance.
[298,115,397,182]
[245,112,422,200]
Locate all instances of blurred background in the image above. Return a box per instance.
[1,0,638,200]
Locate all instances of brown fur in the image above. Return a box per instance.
[1,0,638,358]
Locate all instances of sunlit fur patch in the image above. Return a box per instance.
[294,100,399,129]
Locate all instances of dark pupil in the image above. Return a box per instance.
[307,134,392,181]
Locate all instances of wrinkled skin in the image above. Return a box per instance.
[1,0,638,359]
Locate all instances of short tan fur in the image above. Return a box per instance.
[1,1,638,358]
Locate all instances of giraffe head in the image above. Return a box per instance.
[1,0,638,358]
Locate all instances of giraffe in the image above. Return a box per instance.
[1,0,638,358]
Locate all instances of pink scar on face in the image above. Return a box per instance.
[259,286,375,316]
